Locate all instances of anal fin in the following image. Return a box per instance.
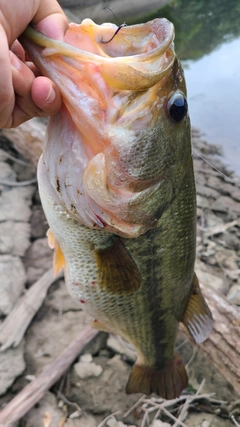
[91,319,113,333]
[181,272,213,344]
[126,353,188,399]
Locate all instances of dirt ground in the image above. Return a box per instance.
[0,124,240,427]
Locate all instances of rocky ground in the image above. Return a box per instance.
[0,127,240,427]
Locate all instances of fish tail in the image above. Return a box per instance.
[126,353,188,399]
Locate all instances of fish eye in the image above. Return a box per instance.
[167,92,188,122]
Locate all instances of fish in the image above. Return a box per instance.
[21,18,213,399]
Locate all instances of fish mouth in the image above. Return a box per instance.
[20,19,184,238]
[22,18,175,90]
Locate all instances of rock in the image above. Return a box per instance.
[195,259,225,293]
[0,161,16,182]
[151,422,171,427]
[185,413,232,427]
[24,237,53,284]
[107,334,136,363]
[212,195,240,215]
[0,186,35,222]
[25,306,93,374]
[186,347,238,402]
[46,279,82,313]
[22,391,65,427]
[64,413,98,427]
[227,284,240,305]
[0,221,31,256]
[81,331,108,356]
[69,354,135,416]
[74,361,103,379]
[197,184,219,199]
[0,255,26,315]
[30,205,48,239]
[215,248,239,271]
[0,341,25,395]
[80,353,93,363]
[106,419,131,427]
[197,194,211,209]
[206,175,224,192]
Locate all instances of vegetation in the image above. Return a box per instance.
[127,0,240,60]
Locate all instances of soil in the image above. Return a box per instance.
[0,125,240,427]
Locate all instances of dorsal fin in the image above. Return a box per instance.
[181,272,213,344]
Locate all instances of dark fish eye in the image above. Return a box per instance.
[167,92,188,122]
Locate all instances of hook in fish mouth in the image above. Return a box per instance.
[21,19,175,91]
[100,22,127,44]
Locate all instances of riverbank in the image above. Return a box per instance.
[0,127,239,426]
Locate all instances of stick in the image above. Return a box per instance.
[180,281,240,396]
[0,326,99,426]
[0,268,62,351]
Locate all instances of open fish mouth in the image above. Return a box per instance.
[23,18,175,91]
[20,19,184,238]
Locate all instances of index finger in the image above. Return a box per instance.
[0,25,14,128]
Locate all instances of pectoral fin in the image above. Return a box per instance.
[47,229,65,277]
[95,237,141,295]
[181,273,213,344]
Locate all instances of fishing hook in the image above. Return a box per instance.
[100,22,127,44]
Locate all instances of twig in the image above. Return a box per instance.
[153,403,187,427]
[141,406,155,427]
[198,219,238,238]
[232,415,240,427]
[185,346,197,370]
[0,150,32,166]
[123,394,146,418]
[0,177,37,186]
[173,379,206,426]
[56,390,82,414]
[0,326,99,426]
[0,268,63,351]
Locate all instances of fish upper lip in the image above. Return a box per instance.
[22,19,176,91]
[22,18,175,64]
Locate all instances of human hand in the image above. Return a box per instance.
[0,0,68,128]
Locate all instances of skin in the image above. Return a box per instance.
[0,0,68,128]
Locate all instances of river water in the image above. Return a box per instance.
[182,27,240,175]
[128,0,240,173]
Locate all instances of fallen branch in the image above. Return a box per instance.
[181,281,240,396]
[0,326,99,426]
[0,268,62,351]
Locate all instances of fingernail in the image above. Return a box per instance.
[45,86,56,104]
[9,52,21,70]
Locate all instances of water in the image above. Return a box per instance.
[183,38,240,174]
[128,0,240,173]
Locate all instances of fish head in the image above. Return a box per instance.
[21,18,191,237]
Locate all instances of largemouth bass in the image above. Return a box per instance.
[21,18,213,399]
